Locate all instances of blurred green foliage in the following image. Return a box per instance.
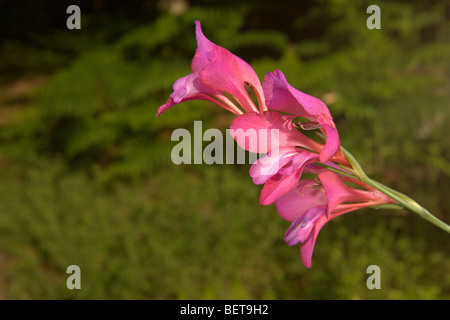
[0,0,448,299]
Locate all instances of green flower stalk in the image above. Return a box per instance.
[341,147,450,234]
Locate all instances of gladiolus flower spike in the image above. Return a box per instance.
[157,21,450,269]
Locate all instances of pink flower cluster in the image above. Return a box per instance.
[157,21,395,268]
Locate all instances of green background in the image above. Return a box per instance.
[0,0,448,299]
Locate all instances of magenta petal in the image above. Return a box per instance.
[259,151,318,205]
[299,208,329,269]
[159,21,266,116]
[284,221,302,246]
[319,171,354,214]
[157,92,214,117]
[170,73,213,103]
[291,151,319,171]
[284,216,306,246]
[199,48,262,113]
[157,97,176,116]
[157,73,223,116]
[191,21,215,72]
[260,170,302,206]
[263,70,332,119]
[284,205,326,246]
[259,151,317,205]
[274,181,327,221]
[249,147,298,185]
[299,236,315,269]
[318,122,340,162]
[263,70,341,161]
[193,21,265,113]
[318,171,377,214]
[230,111,323,154]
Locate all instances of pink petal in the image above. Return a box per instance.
[299,212,329,269]
[263,70,341,162]
[170,73,215,103]
[318,122,340,162]
[157,92,216,117]
[193,21,266,113]
[318,171,378,214]
[284,205,326,246]
[229,111,323,154]
[156,72,243,116]
[191,21,215,72]
[249,147,298,185]
[263,70,332,119]
[259,152,318,205]
[275,181,327,222]
[259,171,302,206]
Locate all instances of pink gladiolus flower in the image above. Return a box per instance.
[157,20,267,117]
[263,70,340,163]
[230,111,324,154]
[276,171,396,268]
[230,109,348,204]
[250,147,319,205]
[230,70,347,163]
[228,70,348,205]
[158,20,345,170]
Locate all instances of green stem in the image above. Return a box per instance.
[340,146,450,234]
[316,162,356,179]
[363,176,450,233]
